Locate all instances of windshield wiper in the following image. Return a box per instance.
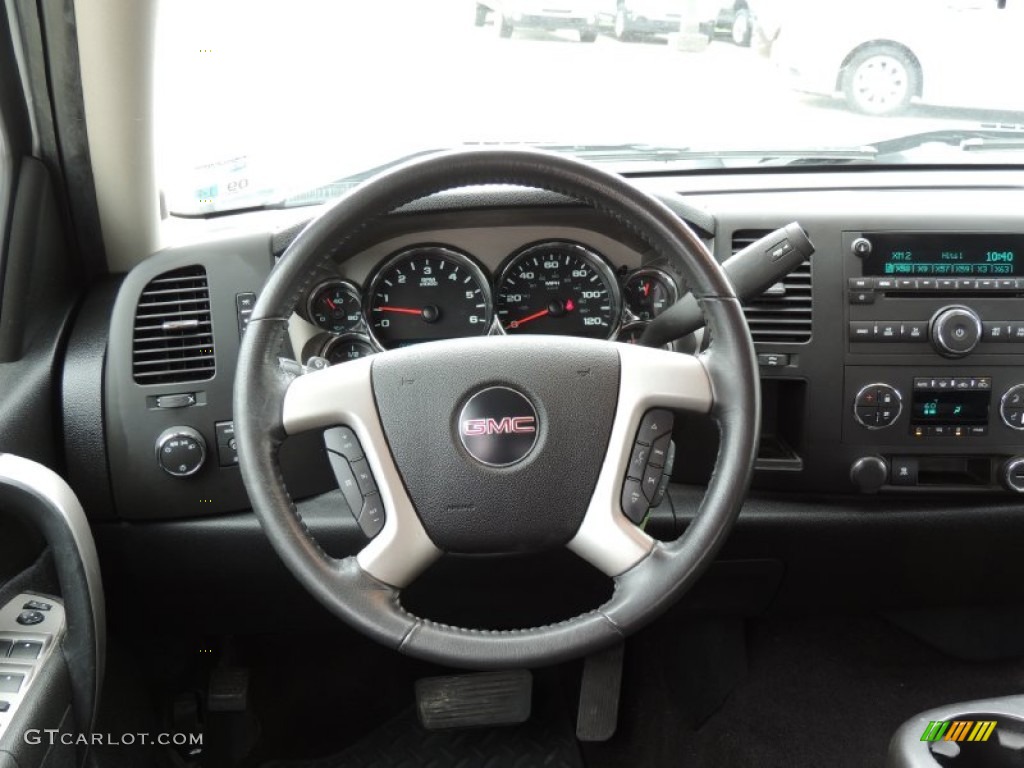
[867,126,1024,156]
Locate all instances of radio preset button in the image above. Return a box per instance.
[957,279,978,290]
[896,279,917,290]
[849,277,874,290]
[937,279,957,291]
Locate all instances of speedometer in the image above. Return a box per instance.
[496,242,621,339]
[366,246,492,350]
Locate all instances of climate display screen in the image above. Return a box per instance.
[910,391,990,424]
[861,233,1022,277]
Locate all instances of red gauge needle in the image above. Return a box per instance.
[378,306,422,316]
[508,308,549,329]
[324,297,337,310]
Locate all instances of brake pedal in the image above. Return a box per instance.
[576,642,624,742]
[415,670,532,730]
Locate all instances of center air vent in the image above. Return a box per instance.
[733,230,812,343]
[132,266,216,384]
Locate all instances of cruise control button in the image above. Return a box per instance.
[8,641,42,660]
[349,458,378,496]
[627,443,650,479]
[358,494,385,538]
[326,452,362,519]
[621,479,649,524]
[636,410,673,445]
[649,441,676,508]
[0,674,24,694]
[323,426,363,460]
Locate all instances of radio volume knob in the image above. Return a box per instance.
[931,306,982,358]
[851,237,872,257]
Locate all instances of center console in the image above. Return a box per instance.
[843,231,1024,493]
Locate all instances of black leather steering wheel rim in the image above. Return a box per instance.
[234,148,759,669]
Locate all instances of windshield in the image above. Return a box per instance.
[156,0,1024,215]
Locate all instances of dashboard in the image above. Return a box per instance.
[291,231,681,364]
[76,169,1024,527]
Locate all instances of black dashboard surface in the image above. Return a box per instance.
[74,169,1024,525]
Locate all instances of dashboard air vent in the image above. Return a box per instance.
[132,266,216,384]
[733,230,812,343]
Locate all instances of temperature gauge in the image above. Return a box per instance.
[307,280,363,334]
[624,269,678,321]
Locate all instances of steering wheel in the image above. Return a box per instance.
[234,149,758,669]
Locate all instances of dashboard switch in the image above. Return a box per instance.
[16,610,45,627]
[155,427,207,477]
[0,674,24,694]
[890,457,918,486]
[8,641,42,660]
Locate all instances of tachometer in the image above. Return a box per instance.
[496,242,620,339]
[366,246,492,349]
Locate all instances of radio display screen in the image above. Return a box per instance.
[861,233,1022,277]
[911,391,990,424]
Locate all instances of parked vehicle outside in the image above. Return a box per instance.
[597,1,683,40]
[770,0,1024,115]
[475,0,603,41]
[690,0,756,46]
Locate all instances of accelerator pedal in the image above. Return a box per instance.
[415,670,532,730]
[576,642,625,742]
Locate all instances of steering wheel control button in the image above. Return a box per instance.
[931,306,982,357]
[649,434,671,467]
[21,600,51,611]
[350,459,378,496]
[854,384,901,429]
[326,453,364,518]
[636,409,674,445]
[650,441,677,508]
[359,495,386,538]
[642,463,663,502]
[627,443,650,480]
[324,426,363,460]
[621,479,649,524]
[8,641,43,661]
[457,387,539,467]
[155,426,207,477]
[0,674,24,694]
[15,610,45,627]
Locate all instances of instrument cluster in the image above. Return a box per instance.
[302,240,680,363]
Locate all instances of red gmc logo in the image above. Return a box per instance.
[461,416,536,437]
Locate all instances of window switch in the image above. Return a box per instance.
[0,674,25,694]
[8,641,43,660]
[22,600,52,612]
[0,640,11,657]
[0,700,9,713]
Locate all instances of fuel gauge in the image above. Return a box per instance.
[624,269,678,321]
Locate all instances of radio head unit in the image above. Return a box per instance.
[860,233,1021,278]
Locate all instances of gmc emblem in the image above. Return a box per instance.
[461,416,536,437]
[457,387,539,466]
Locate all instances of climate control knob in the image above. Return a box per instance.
[1000,457,1024,493]
[853,383,902,429]
[155,426,206,477]
[930,306,982,358]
